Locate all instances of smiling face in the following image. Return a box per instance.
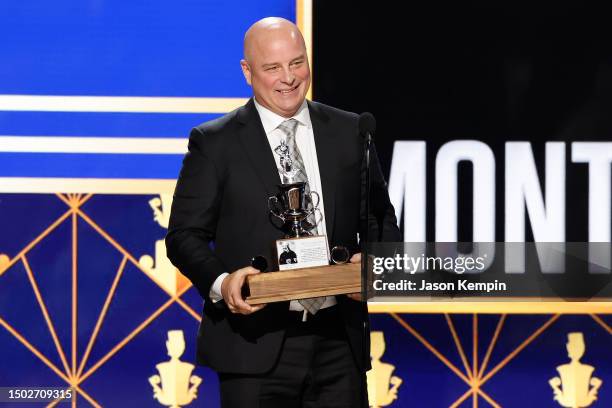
[241,18,311,118]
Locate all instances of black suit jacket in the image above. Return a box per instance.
[166,98,400,374]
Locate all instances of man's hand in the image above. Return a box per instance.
[221,266,267,314]
[346,252,362,301]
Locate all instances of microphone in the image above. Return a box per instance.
[358,112,376,141]
[357,111,377,383]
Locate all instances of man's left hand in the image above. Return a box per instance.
[346,252,362,301]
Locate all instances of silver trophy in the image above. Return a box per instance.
[268,182,320,237]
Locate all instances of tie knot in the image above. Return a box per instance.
[277,119,299,137]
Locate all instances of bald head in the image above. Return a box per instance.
[243,17,306,63]
[240,17,311,117]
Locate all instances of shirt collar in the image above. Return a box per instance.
[253,98,312,135]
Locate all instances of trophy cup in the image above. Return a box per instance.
[267,181,329,271]
[268,181,320,238]
[245,181,361,304]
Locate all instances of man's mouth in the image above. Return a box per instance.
[277,84,299,95]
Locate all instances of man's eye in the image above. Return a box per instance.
[266,66,279,72]
[291,61,303,67]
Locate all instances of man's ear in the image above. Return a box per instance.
[240,60,252,86]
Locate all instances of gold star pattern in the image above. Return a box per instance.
[0,193,200,407]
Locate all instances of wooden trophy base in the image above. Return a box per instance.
[245,263,361,305]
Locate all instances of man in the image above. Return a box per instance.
[278,243,298,265]
[166,17,400,407]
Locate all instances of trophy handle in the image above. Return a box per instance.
[308,191,320,209]
[302,192,321,230]
[268,196,286,221]
[303,191,320,218]
[310,207,324,231]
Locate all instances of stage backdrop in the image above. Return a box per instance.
[1,1,610,408]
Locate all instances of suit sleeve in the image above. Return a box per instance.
[360,142,402,244]
[165,127,226,299]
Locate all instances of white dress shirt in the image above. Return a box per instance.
[209,98,337,313]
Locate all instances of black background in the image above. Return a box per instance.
[313,1,611,242]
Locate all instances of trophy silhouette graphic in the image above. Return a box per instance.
[367,331,403,407]
[139,195,190,295]
[549,332,603,408]
[149,330,202,408]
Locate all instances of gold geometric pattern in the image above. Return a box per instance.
[383,313,611,407]
[0,193,201,407]
[1,193,611,407]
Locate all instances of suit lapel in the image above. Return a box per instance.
[237,99,281,197]
[237,98,338,241]
[308,101,337,241]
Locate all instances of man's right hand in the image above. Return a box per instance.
[221,266,267,315]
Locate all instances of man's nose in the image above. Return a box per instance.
[281,67,295,84]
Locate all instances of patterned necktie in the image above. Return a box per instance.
[276,119,317,229]
[276,119,326,316]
